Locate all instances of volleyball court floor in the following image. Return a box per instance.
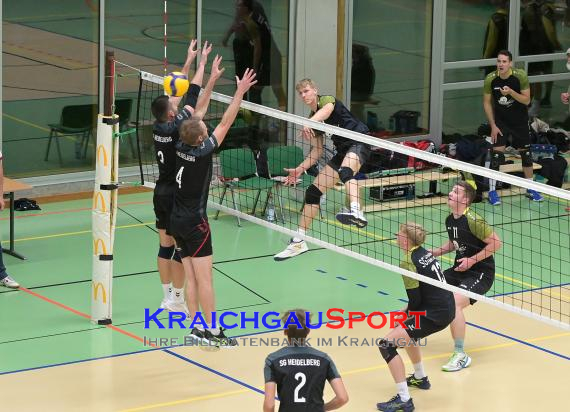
[0,189,568,411]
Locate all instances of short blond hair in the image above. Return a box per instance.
[400,222,426,247]
[295,78,317,92]
[179,118,204,145]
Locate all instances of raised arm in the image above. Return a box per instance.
[194,54,225,119]
[212,68,257,146]
[169,40,199,109]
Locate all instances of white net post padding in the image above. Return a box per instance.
[91,115,120,324]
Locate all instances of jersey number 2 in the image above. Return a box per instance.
[294,372,306,403]
[176,167,184,189]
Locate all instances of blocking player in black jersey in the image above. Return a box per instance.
[150,40,212,312]
[431,181,501,372]
[263,309,348,412]
[376,223,455,412]
[483,49,543,205]
[274,78,371,261]
[172,66,257,347]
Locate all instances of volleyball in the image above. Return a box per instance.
[163,72,189,97]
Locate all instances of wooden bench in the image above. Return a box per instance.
[358,162,542,213]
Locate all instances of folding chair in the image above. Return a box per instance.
[46,104,96,165]
[113,99,136,158]
[213,148,277,226]
[266,145,322,220]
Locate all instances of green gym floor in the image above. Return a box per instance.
[0,190,568,411]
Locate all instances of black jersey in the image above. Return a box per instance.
[483,68,530,127]
[171,135,218,223]
[400,246,455,325]
[312,96,369,151]
[264,345,340,412]
[152,107,193,195]
[445,208,495,271]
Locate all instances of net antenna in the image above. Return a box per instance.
[91,51,121,324]
[163,0,168,75]
[132,68,569,331]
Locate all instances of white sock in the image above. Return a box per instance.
[350,201,360,212]
[162,283,171,300]
[172,287,184,302]
[413,362,426,379]
[293,229,306,243]
[208,327,221,336]
[396,381,410,402]
[489,178,496,192]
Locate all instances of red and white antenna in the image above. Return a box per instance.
[163,0,168,74]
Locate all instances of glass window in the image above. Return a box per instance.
[446,0,510,63]
[2,1,99,177]
[351,0,433,137]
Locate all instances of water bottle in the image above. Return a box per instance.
[320,194,327,210]
[267,204,275,222]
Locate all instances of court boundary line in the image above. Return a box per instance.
[2,285,568,377]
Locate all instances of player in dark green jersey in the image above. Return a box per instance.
[376,223,454,412]
[432,181,501,372]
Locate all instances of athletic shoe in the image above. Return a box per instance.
[335,208,368,228]
[0,275,19,289]
[204,328,238,348]
[406,374,431,390]
[526,189,544,202]
[376,394,415,412]
[160,299,169,309]
[488,190,501,206]
[274,239,309,261]
[441,351,472,372]
[164,300,189,315]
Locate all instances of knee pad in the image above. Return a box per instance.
[158,245,175,260]
[338,167,355,184]
[305,184,323,205]
[378,338,398,364]
[490,151,504,170]
[520,148,533,167]
[172,249,182,263]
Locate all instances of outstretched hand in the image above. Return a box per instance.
[200,41,213,65]
[210,55,225,81]
[187,39,199,61]
[236,68,257,95]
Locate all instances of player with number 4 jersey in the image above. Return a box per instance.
[170,62,257,348]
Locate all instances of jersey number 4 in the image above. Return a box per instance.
[294,372,306,403]
[176,167,184,189]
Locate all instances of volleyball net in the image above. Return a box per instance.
[132,68,569,331]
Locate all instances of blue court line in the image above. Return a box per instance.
[163,349,265,395]
[490,282,570,298]
[466,322,570,361]
[0,347,162,376]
